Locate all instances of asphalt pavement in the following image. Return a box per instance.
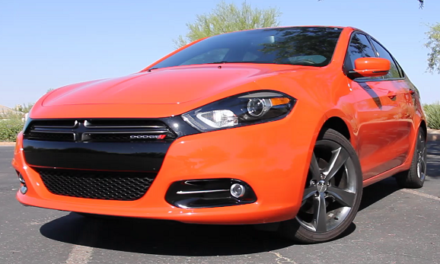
[0,142,439,264]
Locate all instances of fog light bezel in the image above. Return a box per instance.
[18,174,26,184]
[165,178,257,209]
[17,172,28,194]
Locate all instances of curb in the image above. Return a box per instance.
[0,142,15,146]
[428,129,440,142]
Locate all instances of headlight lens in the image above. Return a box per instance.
[182,90,295,132]
[247,98,271,117]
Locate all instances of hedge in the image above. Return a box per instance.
[424,102,440,130]
[0,119,23,142]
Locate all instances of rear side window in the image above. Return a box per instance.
[344,33,376,71]
[370,39,402,79]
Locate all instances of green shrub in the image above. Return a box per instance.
[0,119,23,142]
[0,103,32,142]
[424,102,440,130]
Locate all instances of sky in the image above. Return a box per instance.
[0,0,439,108]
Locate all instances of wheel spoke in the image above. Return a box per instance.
[418,134,425,147]
[421,158,427,174]
[327,186,356,207]
[322,147,349,181]
[418,146,427,171]
[303,186,316,203]
[313,192,327,233]
[309,153,321,181]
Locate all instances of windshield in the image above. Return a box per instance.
[151,27,343,69]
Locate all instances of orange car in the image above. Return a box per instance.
[12,26,427,243]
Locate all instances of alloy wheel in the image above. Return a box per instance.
[416,133,427,181]
[296,140,359,233]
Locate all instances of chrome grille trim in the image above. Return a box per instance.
[82,130,169,135]
[24,119,176,142]
[84,120,165,129]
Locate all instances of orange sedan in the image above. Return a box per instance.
[12,26,427,243]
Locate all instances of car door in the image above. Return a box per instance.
[344,33,408,179]
[368,38,414,171]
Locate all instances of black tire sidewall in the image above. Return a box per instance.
[280,128,363,243]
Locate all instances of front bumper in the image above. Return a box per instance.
[12,117,313,225]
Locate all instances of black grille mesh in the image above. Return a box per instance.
[27,132,74,142]
[35,168,156,201]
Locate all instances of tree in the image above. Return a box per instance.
[175,1,281,48]
[14,103,33,114]
[426,23,440,73]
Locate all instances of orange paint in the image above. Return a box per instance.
[12,26,425,224]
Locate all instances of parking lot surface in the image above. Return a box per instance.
[1,141,439,264]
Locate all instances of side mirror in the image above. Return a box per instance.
[349,57,390,78]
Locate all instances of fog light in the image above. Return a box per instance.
[230,183,246,198]
[17,173,27,194]
[20,185,27,194]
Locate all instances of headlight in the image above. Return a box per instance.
[182,90,296,132]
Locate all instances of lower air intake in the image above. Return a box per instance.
[35,168,156,201]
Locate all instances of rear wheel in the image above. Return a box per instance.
[280,129,363,243]
[395,128,427,188]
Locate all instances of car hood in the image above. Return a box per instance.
[34,64,318,118]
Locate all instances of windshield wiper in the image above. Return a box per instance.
[206,61,230,64]
[147,67,159,72]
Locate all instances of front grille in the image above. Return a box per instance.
[84,119,164,128]
[85,133,164,142]
[27,132,75,141]
[87,133,133,142]
[24,119,175,142]
[35,168,156,201]
[29,120,78,128]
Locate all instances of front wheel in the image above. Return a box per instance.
[279,129,363,243]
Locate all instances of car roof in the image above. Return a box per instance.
[210,25,357,36]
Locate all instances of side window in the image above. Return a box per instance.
[370,39,401,79]
[395,61,405,78]
[344,33,376,71]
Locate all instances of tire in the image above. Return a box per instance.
[279,128,363,243]
[395,128,427,188]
